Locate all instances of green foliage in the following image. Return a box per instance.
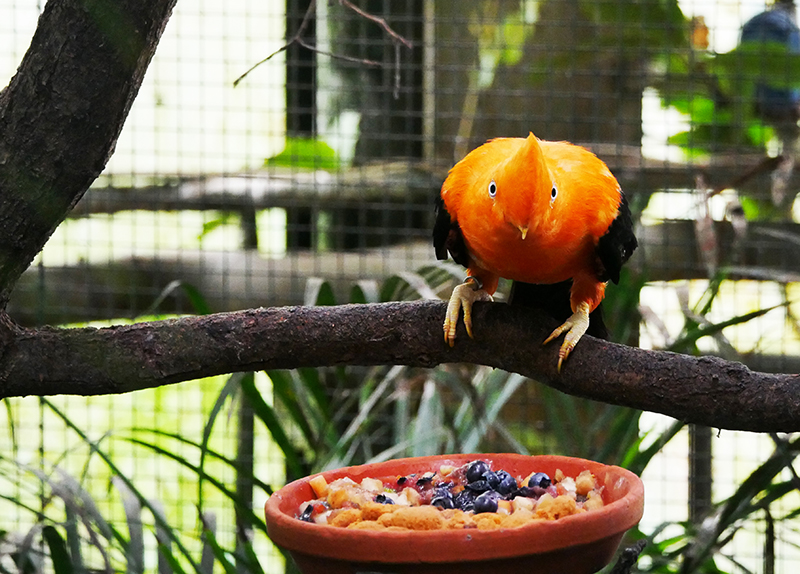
[714,42,800,92]
[264,138,340,171]
[583,0,688,52]
[655,40,800,156]
[254,266,530,477]
[631,435,800,573]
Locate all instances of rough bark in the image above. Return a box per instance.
[0,299,797,433]
[0,0,177,308]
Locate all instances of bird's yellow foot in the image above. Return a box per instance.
[543,302,591,372]
[443,277,493,346]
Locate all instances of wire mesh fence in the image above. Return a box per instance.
[1,0,800,572]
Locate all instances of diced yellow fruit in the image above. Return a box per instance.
[554,469,565,482]
[583,490,605,511]
[308,475,328,498]
[439,465,456,476]
[558,477,576,496]
[575,470,595,496]
[402,487,421,506]
[360,477,384,492]
[327,487,350,509]
[512,496,535,513]
[497,499,512,515]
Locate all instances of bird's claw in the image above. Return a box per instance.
[542,302,591,372]
[443,279,492,346]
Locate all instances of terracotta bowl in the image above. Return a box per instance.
[264,453,644,574]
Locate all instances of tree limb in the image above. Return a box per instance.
[0,0,177,308]
[1,300,797,433]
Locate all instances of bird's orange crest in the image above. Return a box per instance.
[489,133,553,239]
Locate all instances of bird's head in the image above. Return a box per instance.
[487,133,555,240]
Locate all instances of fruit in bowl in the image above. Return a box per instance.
[264,453,644,574]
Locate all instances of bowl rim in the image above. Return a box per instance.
[264,453,644,564]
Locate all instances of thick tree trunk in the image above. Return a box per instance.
[0,0,176,308]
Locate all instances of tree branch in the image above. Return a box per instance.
[1,300,797,433]
[0,0,177,308]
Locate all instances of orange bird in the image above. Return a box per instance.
[433,133,637,370]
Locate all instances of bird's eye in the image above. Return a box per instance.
[488,180,497,198]
[551,185,558,200]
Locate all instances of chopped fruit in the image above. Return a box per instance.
[294,459,605,531]
[465,460,491,483]
[360,477,384,492]
[374,493,395,505]
[527,472,551,490]
[308,474,329,498]
[474,491,500,514]
[575,470,596,496]
[431,487,456,509]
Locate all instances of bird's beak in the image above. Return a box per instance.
[518,225,528,240]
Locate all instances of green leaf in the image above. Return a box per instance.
[269,370,317,450]
[140,280,213,317]
[295,368,333,430]
[350,280,380,304]
[199,518,237,574]
[410,379,445,457]
[304,277,336,306]
[112,476,144,574]
[265,137,340,171]
[40,400,202,574]
[197,374,239,520]
[714,42,800,90]
[239,374,306,479]
[129,428,275,495]
[43,526,74,574]
[125,437,268,536]
[623,420,685,476]
[380,271,439,301]
[199,213,235,242]
[668,301,788,352]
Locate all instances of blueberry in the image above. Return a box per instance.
[528,472,551,489]
[375,493,395,504]
[513,486,537,498]
[431,487,455,510]
[473,491,500,514]
[482,470,500,490]
[465,479,491,493]
[495,471,518,496]
[466,460,491,483]
[416,472,435,486]
[455,489,479,511]
[298,504,314,522]
[397,476,408,485]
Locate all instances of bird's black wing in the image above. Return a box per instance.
[433,196,470,267]
[596,193,638,285]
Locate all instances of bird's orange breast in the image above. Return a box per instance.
[458,197,603,284]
